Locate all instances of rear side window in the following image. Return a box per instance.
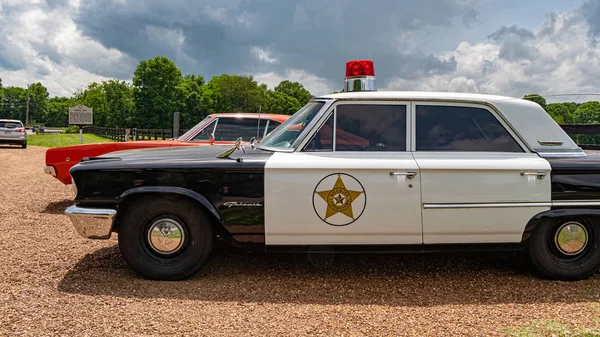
[415,105,523,152]
[0,122,23,128]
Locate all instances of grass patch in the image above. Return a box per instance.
[27,134,114,148]
[505,319,600,337]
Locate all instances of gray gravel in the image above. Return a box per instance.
[1,145,600,336]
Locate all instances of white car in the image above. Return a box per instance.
[0,119,27,148]
[65,60,600,281]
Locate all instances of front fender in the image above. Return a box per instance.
[119,186,222,222]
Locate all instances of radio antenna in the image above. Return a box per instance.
[256,105,261,140]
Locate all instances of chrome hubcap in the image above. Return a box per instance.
[554,221,588,256]
[147,218,185,255]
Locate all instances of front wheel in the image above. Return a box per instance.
[528,216,600,281]
[118,197,214,280]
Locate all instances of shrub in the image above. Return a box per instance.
[61,125,81,134]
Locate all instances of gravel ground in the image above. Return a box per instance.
[1,145,600,336]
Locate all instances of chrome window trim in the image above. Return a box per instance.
[287,99,334,151]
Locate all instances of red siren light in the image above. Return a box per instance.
[345,60,375,77]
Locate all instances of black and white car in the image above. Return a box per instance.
[0,119,27,148]
[65,60,600,281]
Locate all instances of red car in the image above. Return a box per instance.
[44,113,289,184]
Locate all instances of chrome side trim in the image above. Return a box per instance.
[43,165,56,176]
[65,205,117,239]
[538,140,564,146]
[552,201,600,207]
[423,202,552,209]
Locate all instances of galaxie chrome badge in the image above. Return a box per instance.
[312,173,366,226]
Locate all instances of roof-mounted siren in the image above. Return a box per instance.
[344,60,376,92]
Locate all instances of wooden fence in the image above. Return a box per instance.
[84,126,189,142]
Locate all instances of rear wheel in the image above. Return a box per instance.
[21,141,27,149]
[118,196,214,280]
[528,216,600,280]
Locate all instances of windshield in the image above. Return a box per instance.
[258,101,325,149]
[177,116,212,140]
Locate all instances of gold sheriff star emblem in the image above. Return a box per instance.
[315,174,364,222]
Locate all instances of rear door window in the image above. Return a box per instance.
[415,105,523,152]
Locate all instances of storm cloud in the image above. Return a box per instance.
[1,0,600,99]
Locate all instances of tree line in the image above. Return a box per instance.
[0,56,313,129]
[523,94,600,144]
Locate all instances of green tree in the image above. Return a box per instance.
[0,86,27,121]
[274,80,313,106]
[201,74,265,114]
[263,90,301,115]
[45,97,74,127]
[103,80,134,128]
[76,82,108,126]
[523,94,547,109]
[178,74,205,128]
[132,56,184,128]
[27,82,49,125]
[573,101,600,124]
[546,102,577,124]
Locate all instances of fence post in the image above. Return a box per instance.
[173,112,180,139]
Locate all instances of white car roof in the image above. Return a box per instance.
[0,119,23,123]
[318,91,517,102]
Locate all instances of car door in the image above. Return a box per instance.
[411,102,551,244]
[264,101,423,245]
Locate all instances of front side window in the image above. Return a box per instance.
[191,120,216,141]
[178,116,211,140]
[259,101,325,149]
[305,104,407,152]
[415,105,523,152]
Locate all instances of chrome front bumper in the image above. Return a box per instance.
[65,205,117,239]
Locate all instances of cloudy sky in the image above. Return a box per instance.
[1,0,599,102]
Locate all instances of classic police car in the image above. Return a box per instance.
[65,60,600,281]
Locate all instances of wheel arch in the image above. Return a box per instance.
[522,208,600,243]
[115,186,228,236]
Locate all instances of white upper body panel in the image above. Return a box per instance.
[317,91,582,156]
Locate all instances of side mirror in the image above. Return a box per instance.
[249,137,256,149]
[208,133,215,145]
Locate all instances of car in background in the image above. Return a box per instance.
[44,113,289,184]
[0,119,27,149]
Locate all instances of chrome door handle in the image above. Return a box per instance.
[520,171,547,179]
[389,171,417,179]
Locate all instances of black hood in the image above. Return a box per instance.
[72,144,274,172]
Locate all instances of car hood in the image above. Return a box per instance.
[72,143,274,171]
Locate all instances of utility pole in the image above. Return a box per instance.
[25,85,30,126]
